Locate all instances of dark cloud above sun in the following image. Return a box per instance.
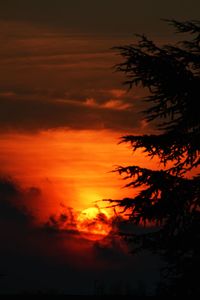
[0,21,147,133]
[0,1,199,133]
[0,90,144,133]
[0,1,199,35]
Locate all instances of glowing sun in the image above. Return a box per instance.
[77,207,112,241]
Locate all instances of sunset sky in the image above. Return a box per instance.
[0,0,199,295]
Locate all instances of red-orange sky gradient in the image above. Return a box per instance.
[0,129,159,223]
[0,130,129,220]
[0,19,158,226]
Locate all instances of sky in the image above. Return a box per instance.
[0,0,199,295]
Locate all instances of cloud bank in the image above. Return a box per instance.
[0,177,161,295]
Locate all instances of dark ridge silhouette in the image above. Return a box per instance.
[108,20,200,296]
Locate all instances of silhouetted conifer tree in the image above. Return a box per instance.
[109,20,200,296]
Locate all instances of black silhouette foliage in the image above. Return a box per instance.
[109,20,200,296]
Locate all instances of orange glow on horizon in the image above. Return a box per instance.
[0,129,160,224]
[0,130,130,221]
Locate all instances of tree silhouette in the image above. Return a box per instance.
[109,20,200,296]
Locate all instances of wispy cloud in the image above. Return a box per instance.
[0,20,145,133]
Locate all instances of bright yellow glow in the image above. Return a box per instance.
[78,188,103,208]
[77,207,112,241]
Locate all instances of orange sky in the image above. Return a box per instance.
[0,129,158,222]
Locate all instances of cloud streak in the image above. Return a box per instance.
[0,20,147,133]
[0,90,144,133]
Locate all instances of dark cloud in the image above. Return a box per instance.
[44,207,77,232]
[0,1,199,35]
[0,1,199,136]
[0,177,162,295]
[0,94,144,133]
[0,177,32,224]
